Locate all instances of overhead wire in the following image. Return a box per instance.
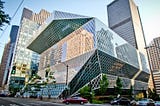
[0,0,25,40]
[0,42,5,45]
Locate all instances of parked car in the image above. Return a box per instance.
[155,101,160,106]
[62,97,88,105]
[136,98,155,106]
[0,93,6,97]
[130,100,137,106]
[110,97,131,105]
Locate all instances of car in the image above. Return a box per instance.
[154,101,160,106]
[62,97,88,105]
[0,93,6,97]
[136,98,155,106]
[130,100,137,106]
[110,97,131,105]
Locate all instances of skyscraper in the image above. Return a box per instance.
[0,25,19,89]
[107,0,152,90]
[107,0,146,54]
[146,37,160,94]
[0,42,10,88]
[8,8,51,91]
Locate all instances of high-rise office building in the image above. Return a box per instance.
[107,0,146,54]
[107,0,153,89]
[28,11,149,97]
[0,42,10,88]
[0,25,19,89]
[146,37,160,94]
[8,8,51,91]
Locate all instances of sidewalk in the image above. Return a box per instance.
[28,97,63,103]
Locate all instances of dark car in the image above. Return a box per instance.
[0,93,6,97]
[62,97,88,105]
[136,98,155,106]
[110,97,131,105]
[155,101,160,106]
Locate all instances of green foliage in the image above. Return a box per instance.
[45,66,50,77]
[24,84,29,91]
[79,86,91,99]
[46,65,50,72]
[92,99,104,104]
[34,74,41,79]
[99,74,109,95]
[79,85,94,103]
[128,85,133,97]
[114,77,123,95]
[108,95,115,100]
[0,0,10,29]
[9,86,18,95]
[148,88,159,100]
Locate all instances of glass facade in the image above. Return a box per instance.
[7,8,51,93]
[28,11,150,97]
[2,26,19,87]
[107,0,147,56]
[12,18,40,82]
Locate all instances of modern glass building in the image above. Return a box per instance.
[0,25,19,89]
[107,0,146,55]
[28,11,150,97]
[107,0,152,91]
[0,42,10,88]
[8,8,51,91]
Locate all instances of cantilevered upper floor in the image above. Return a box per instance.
[27,11,150,95]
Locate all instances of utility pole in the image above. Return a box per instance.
[66,65,68,86]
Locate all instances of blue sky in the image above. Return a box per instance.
[0,0,160,61]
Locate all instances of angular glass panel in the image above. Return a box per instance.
[94,18,140,69]
[28,18,92,54]
[139,52,150,73]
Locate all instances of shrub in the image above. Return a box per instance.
[92,99,104,104]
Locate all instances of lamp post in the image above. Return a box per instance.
[62,62,69,98]
[66,65,69,86]
[62,63,69,86]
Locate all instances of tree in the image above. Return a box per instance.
[128,85,133,98]
[0,0,10,30]
[148,88,159,100]
[45,65,50,77]
[99,74,109,95]
[114,77,123,95]
[79,85,94,103]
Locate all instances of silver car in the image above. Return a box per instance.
[137,98,155,106]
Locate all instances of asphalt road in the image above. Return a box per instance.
[0,97,63,106]
[0,97,111,106]
[0,98,20,106]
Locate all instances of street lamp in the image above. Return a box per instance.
[66,65,69,86]
[62,62,69,98]
[62,63,69,86]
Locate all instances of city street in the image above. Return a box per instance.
[0,97,111,106]
[0,97,62,106]
[0,98,20,106]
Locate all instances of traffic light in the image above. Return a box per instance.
[11,66,16,74]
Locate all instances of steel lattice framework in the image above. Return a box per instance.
[28,11,150,97]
